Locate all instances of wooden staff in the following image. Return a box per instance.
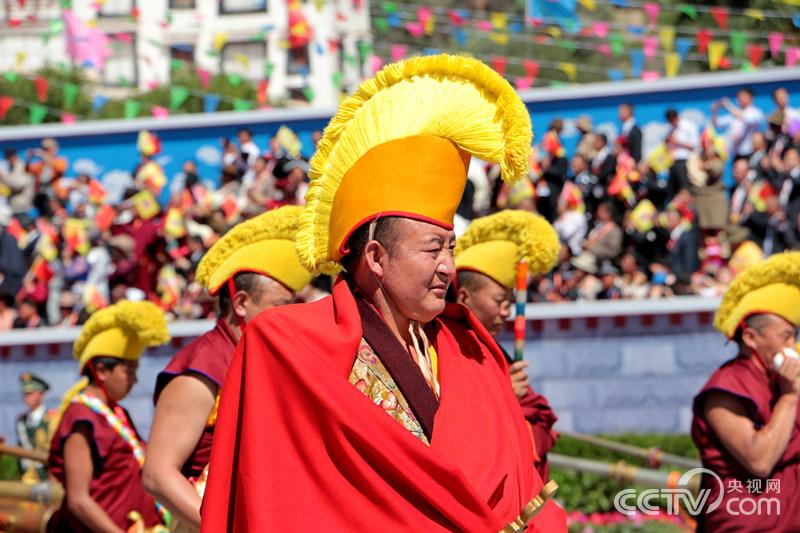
[559,431,701,470]
[0,482,63,507]
[0,443,48,464]
[513,259,528,362]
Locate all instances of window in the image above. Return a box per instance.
[219,0,267,14]
[97,0,136,17]
[169,0,197,7]
[104,33,138,86]
[170,44,195,64]
[221,41,266,80]
[287,46,310,77]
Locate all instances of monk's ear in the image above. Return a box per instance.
[741,327,759,354]
[364,240,386,279]
[455,285,470,305]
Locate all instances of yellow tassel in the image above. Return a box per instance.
[49,376,89,446]
[297,54,532,274]
[456,210,560,275]
[714,251,800,333]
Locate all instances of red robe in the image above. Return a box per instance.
[48,403,160,532]
[154,318,237,479]
[201,279,566,532]
[692,355,800,532]
[519,388,558,481]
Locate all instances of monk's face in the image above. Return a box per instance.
[378,219,456,324]
[100,360,139,403]
[743,314,797,365]
[242,275,294,324]
[457,273,512,337]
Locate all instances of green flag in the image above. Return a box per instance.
[227,74,242,86]
[169,86,190,109]
[678,4,698,19]
[4,72,18,82]
[381,1,397,14]
[233,99,253,111]
[264,62,274,78]
[124,100,141,119]
[730,31,746,57]
[344,53,357,67]
[30,104,48,124]
[303,86,315,102]
[358,41,373,59]
[331,71,343,90]
[63,82,79,109]
[170,58,184,71]
[374,17,389,34]
[557,39,577,54]
[610,34,624,57]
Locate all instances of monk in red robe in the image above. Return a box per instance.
[692,252,800,532]
[201,55,566,532]
[48,301,170,532]
[143,206,312,530]
[453,210,562,481]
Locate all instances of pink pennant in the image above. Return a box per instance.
[448,9,465,26]
[390,44,408,62]
[63,10,111,69]
[641,70,660,81]
[523,59,539,79]
[61,112,76,124]
[786,47,800,67]
[152,106,169,119]
[416,6,432,26]
[769,32,784,57]
[514,77,533,90]
[642,36,658,59]
[369,55,384,75]
[405,22,424,37]
[197,68,210,87]
[476,19,492,32]
[592,21,608,38]
[114,33,133,42]
[643,2,660,27]
[595,43,611,57]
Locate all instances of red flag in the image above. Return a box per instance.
[257,80,268,106]
[748,43,765,67]
[696,29,713,55]
[490,56,507,76]
[95,204,116,231]
[34,77,49,103]
[523,60,539,80]
[710,7,728,30]
[6,218,26,244]
[31,257,54,284]
[448,9,465,26]
[0,97,13,119]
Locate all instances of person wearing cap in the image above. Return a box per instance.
[16,372,56,482]
[201,55,566,532]
[691,251,800,531]
[143,206,312,531]
[48,300,170,533]
[453,210,561,481]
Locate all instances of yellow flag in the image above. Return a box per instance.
[131,190,160,221]
[165,208,187,239]
[15,51,26,69]
[665,52,681,77]
[559,62,577,81]
[708,40,727,71]
[424,14,435,35]
[489,32,509,45]
[490,12,507,30]
[547,26,562,39]
[658,27,675,50]
[213,31,228,51]
[647,144,673,174]
[743,8,765,20]
[578,0,596,10]
[235,53,250,70]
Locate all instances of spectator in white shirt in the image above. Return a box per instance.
[237,128,261,167]
[712,87,764,158]
[773,87,800,125]
[665,108,699,193]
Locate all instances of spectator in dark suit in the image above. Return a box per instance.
[591,134,617,187]
[619,103,643,163]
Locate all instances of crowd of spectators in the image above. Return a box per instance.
[0,86,798,328]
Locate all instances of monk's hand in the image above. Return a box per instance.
[509,361,530,400]
[775,354,800,396]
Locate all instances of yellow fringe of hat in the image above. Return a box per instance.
[297,54,533,274]
[455,210,559,289]
[196,205,313,295]
[715,251,800,338]
[51,301,170,441]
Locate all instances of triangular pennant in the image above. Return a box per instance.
[708,41,727,71]
[490,56,507,76]
[696,29,712,55]
[768,32,783,57]
[169,86,190,110]
[0,96,14,119]
[523,59,539,80]
[204,93,221,113]
[710,6,728,30]
[29,104,48,124]
[34,77,48,103]
[658,27,675,50]
[123,100,140,119]
[729,31,746,58]
[748,43,765,67]
[643,2,660,26]
[664,52,681,77]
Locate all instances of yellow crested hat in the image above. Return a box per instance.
[196,205,313,295]
[715,251,800,338]
[455,210,559,289]
[296,54,533,273]
[74,300,170,371]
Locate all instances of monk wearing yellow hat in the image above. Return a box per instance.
[454,210,560,482]
[143,206,312,531]
[201,55,566,532]
[692,251,800,531]
[48,300,170,533]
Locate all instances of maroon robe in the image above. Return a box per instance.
[153,318,237,479]
[691,355,800,532]
[48,403,160,532]
[520,387,558,481]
